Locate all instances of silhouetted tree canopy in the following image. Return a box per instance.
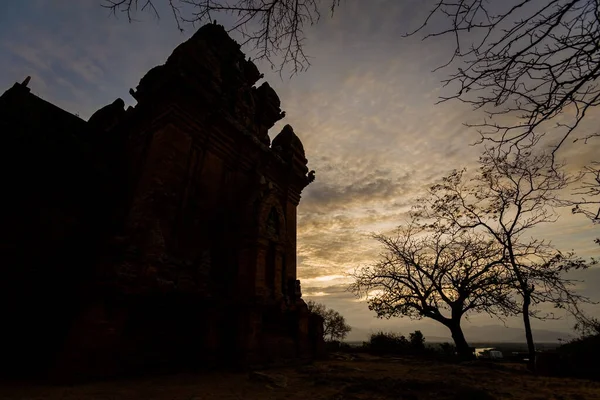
[409,330,425,350]
[306,300,351,341]
[350,222,516,357]
[367,330,427,354]
[414,145,595,368]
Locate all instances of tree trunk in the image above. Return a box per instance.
[522,293,536,371]
[448,320,471,359]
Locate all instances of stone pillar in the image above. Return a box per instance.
[236,243,257,297]
[285,200,298,281]
[204,309,220,360]
[235,306,262,365]
[254,239,269,298]
[273,244,284,300]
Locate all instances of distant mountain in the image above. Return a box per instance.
[345,325,573,343]
[463,325,573,343]
[346,327,372,342]
[423,336,454,343]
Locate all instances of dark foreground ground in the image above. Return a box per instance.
[1,353,599,400]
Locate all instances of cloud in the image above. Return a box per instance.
[1,0,597,333]
[0,1,194,118]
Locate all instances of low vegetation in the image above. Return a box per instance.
[365,331,427,356]
[536,315,600,380]
[329,330,459,361]
[331,327,600,382]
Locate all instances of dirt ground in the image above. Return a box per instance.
[1,353,599,400]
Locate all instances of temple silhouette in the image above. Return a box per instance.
[0,23,322,380]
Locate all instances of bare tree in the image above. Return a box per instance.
[574,311,600,337]
[101,0,341,74]
[572,161,600,225]
[306,298,327,316]
[306,300,352,341]
[349,222,516,358]
[415,145,595,368]
[411,0,600,151]
[410,0,600,220]
[565,160,600,247]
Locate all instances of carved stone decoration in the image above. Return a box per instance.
[294,279,302,299]
[253,82,285,143]
[272,124,305,158]
[88,98,126,132]
[266,207,280,238]
[257,192,287,240]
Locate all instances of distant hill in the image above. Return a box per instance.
[345,327,373,342]
[345,325,573,343]
[463,325,573,343]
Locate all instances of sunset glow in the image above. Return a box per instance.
[1,0,598,341]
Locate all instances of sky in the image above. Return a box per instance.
[1,0,598,341]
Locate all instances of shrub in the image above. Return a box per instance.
[324,340,354,352]
[366,330,427,355]
[409,330,425,351]
[552,333,600,380]
[368,331,408,354]
[438,342,456,356]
